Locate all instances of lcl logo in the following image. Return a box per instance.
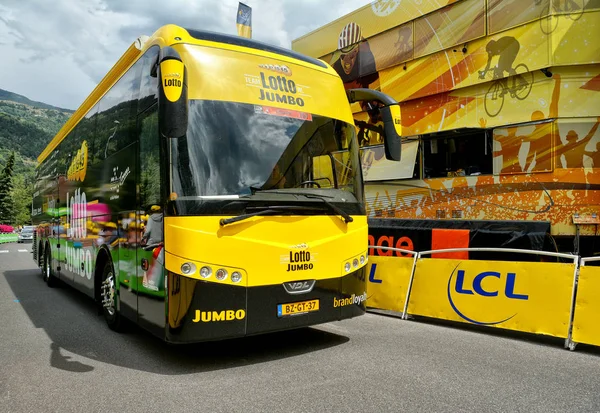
[283,280,315,295]
[448,268,529,326]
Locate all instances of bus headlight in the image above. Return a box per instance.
[352,258,359,268]
[216,268,228,281]
[344,262,351,272]
[199,266,212,278]
[231,271,242,283]
[181,262,196,275]
[360,255,365,265]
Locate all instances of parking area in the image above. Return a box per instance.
[1,241,599,413]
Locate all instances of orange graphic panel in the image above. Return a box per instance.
[431,229,470,259]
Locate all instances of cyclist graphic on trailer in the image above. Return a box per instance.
[331,22,382,146]
[331,22,379,90]
[479,36,520,81]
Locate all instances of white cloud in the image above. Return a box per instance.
[0,0,370,110]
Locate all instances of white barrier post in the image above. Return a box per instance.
[564,255,581,350]
[567,256,600,350]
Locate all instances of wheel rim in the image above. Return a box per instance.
[102,271,116,316]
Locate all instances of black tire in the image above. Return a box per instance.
[100,261,126,332]
[44,247,58,288]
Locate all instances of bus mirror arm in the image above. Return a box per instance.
[346,88,402,161]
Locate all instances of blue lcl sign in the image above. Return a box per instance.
[454,270,529,300]
[448,269,529,326]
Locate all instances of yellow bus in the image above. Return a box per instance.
[31,25,401,343]
[293,0,600,259]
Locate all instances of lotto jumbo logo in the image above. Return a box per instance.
[192,309,246,323]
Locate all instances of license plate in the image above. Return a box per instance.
[277,299,319,317]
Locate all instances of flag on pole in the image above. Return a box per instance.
[236,2,252,38]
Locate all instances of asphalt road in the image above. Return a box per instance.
[1,241,600,413]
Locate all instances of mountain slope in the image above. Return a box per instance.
[0,101,71,159]
[0,89,72,225]
[0,88,72,112]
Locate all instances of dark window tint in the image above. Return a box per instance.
[139,46,159,114]
[423,130,492,178]
[139,105,161,208]
[94,59,142,160]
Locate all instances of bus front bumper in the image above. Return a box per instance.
[165,268,366,344]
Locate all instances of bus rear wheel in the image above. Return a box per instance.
[44,248,58,288]
[100,261,126,332]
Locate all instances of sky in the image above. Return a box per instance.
[0,0,372,110]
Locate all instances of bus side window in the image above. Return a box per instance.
[138,46,159,114]
[139,106,161,208]
[95,59,141,160]
[312,154,335,188]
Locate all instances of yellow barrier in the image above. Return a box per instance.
[406,257,577,338]
[366,254,415,314]
[571,262,600,347]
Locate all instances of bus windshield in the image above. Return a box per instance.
[170,99,361,202]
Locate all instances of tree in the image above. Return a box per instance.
[13,173,33,225]
[0,152,16,224]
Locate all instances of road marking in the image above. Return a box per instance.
[0,250,8,253]
[18,249,28,252]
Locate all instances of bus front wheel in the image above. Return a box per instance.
[100,261,126,332]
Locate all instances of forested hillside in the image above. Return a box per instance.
[0,89,72,226]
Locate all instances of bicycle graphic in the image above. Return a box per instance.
[481,64,534,118]
[536,0,585,35]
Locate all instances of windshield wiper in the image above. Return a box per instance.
[219,205,324,227]
[220,208,280,226]
[300,193,353,224]
[249,191,353,224]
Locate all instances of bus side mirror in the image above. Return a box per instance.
[346,88,402,161]
[158,46,188,139]
[380,104,402,161]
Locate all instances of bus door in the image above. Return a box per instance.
[136,104,166,335]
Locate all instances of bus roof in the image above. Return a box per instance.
[38,24,334,164]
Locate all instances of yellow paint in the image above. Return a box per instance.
[572,265,600,346]
[366,255,414,312]
[164,215,368,287]
[177,44,353,124]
